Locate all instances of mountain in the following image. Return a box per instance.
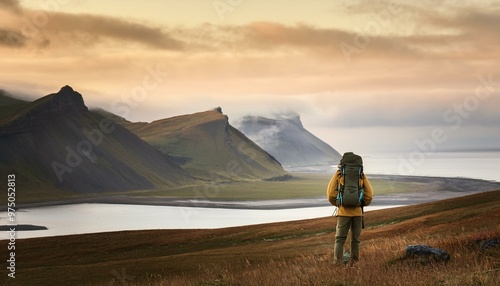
[120,108,289,182]
[0,86,194,196]
[233,113,341,170]
[0,89,28,105]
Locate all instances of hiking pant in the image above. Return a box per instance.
[334,216,363,262]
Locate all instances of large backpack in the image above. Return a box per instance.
[336,152,364,207]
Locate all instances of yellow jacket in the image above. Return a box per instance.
[326,170,374,216]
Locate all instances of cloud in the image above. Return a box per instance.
[314,91,500,129]
[429,9,500,56]
[1,6,184,51]
[242,22,347,49]
[0,28,26,47]
[174,21,417,60]
[1,1,498,154]
[201,5,500,61]
[42,12,184,50]
[0,0,22,14]
[170,12,495,62]
[4,1,499,62]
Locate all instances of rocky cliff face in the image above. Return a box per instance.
[234,113,341,170]
[0,85,88,134]
[34,85,88,114]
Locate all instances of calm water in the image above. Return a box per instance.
[364,151,500,182]
[2,204,403,239]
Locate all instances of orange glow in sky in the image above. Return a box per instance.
[1,0,499,152]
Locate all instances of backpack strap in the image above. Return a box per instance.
[358,167,364,204]
[336,167,345,206]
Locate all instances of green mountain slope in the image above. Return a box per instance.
[0,90,30,125]
[123,108,289,181]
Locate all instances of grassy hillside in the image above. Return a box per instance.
[0,93,29,126]
[123,109,289,181]
[2,190,498,285]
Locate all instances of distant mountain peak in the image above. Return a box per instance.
[278,113,302,128]
[235,113,341,169]
[239,111,303,131]
[48,85,87,113]
[59,85,74,93]
[0,85,88,134]
[251,111,303,128]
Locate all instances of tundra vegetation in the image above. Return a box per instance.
[2,190,498,285]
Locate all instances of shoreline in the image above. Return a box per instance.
[5,191,499,285]
[4,174,499,211]
[2,174,498,239]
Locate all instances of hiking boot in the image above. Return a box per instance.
[342,251,350,265]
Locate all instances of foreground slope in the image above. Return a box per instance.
[124,108,289,181]
[6,190,499,285]
[234,113,341,170]
[0,86,194,198]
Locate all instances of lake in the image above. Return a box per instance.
[2,203,404,239]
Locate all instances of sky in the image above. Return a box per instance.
[1,0,499,154]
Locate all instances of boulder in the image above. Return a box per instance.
[405,245,451,263]
[476,239,500,251]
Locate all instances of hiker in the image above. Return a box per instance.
[327,152,374,264]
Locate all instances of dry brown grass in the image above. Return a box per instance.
[161,231,498,286]
[1,190,499,285]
